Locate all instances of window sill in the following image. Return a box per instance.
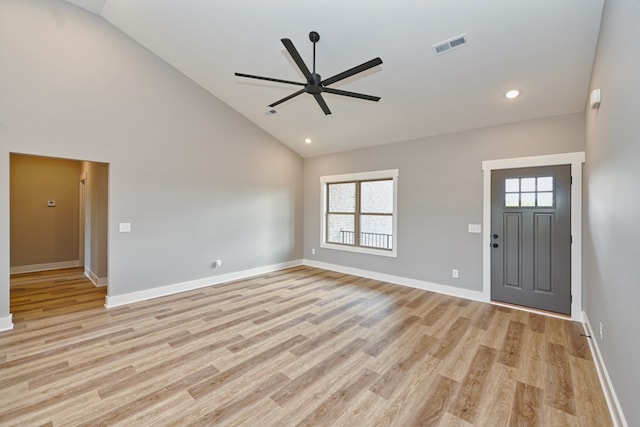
[320,242,397,258]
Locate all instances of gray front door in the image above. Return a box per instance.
[491,165,571,315]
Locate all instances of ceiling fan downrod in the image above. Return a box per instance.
[310,31,319,75]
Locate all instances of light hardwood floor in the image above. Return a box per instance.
[1,267,612,426]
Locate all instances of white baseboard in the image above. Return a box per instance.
[84,268,108,287]
[10,260,81,275]
[105,259,303,308]
[0,314,13,332]
[583,311,628,427]
[303,259,485,303]
[105,257,484,309]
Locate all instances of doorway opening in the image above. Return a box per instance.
[9,153,109,323]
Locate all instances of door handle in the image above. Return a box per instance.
[492,243,499,248]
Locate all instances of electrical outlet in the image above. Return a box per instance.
[452,269,459,278]
[213,259,222,268]
[599,322,603,339]
[311,248,316,255]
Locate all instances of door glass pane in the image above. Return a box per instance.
[327,214,354,245]
[505,193,520,207]
[537,176,553,192]
[361,180,393,213]
[537,192,553,207]
[505,179,520,193]
[328,183,355,212]
[521,177,536,192]
[360,215,393,249]
[521,193,536,207]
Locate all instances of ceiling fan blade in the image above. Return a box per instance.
[235,72,305,86]
[313,94,332,115]
[323,87,381,102]
[321,57,383,87]
[281,38,314,82]
[269,89,305,108]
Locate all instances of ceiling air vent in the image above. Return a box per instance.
[432,34,468,55]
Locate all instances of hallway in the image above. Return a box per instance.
[10,268,106,324]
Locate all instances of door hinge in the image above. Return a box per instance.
[570,235,573,244]
[571,176,573,184]
[571,294,573,303]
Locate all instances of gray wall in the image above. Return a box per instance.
[304,113,585,291]
[10,154,81,268]
[0,0,303,318]
[584,0,640,424]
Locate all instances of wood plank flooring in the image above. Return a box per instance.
[0,266,612,426]
[9,268,107,324]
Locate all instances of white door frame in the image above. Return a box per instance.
[79,171,87,267]
[482,152,585,321]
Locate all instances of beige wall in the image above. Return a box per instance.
[10,154,81,268]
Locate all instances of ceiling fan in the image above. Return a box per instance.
[235,31,383,115]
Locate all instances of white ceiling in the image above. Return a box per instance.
[67,0,604,158]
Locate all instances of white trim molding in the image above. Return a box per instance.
[583,312,628,427]
[303,259,485,302]
[320,169,399,258]
[84,268,108,287]
[10,260,81,275]
[481,152,585,321]
[105,259,302,308]
[0,314,13,332]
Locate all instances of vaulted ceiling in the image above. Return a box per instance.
[65,0,604,157]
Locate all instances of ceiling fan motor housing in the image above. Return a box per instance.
[307,73,323,93]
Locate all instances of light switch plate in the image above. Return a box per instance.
[468,224,482,233]
[119,223,131,233]
[47,200,56,207]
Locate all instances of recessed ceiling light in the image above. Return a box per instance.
[304,138,312,144]
[505,89,520,99]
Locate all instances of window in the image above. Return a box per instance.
[504,176,554,208]
[321,169,398,257]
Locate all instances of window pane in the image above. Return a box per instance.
[328,183,355,213]
[537,176,553,192]
[505,193,520,207]
[360,215,393,249]
[505,178,520,193]
[537,192,554,207]
[521,177,536,192]
[327,214,355,245]
[521,192,536,207]
[361,180,393,213]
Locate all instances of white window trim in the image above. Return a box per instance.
[320,169,398,258]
